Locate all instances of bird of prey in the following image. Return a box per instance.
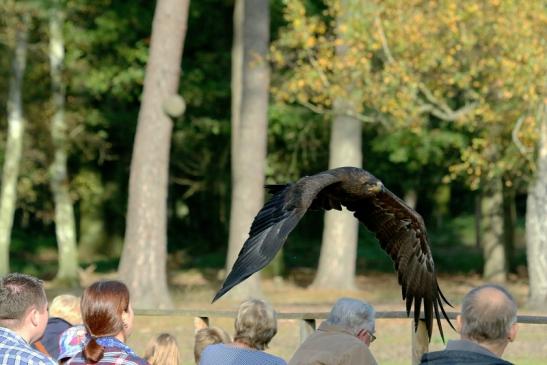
[213,166,454,339]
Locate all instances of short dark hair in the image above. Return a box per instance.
[461,284,517,343]
[0,273,47,328]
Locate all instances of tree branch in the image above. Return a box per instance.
[375,16,394,64]
[299,100,379,124]
[512,115,533,155]
[375,14,478,122]
[306,51,331,88]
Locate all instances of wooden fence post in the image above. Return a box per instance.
[299,319,316,343]
[411,319,428,365]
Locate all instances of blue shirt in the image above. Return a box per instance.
[0,327,56,365]
[200,343,287,365]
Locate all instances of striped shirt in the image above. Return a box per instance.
[66,347,148,365]
[199,343,287,365]
[0,327,56,365]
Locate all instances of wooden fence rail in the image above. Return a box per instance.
[135,309,547,365]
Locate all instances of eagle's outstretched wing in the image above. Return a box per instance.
[213,167,453,340]
[347,185,454,339]
[212,171,340,302]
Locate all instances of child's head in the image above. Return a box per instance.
[194,326,231,363]
[144,333,181,365]
[50,294,81,324]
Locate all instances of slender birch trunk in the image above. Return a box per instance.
[0,15,29,275]
[49,3,79,286]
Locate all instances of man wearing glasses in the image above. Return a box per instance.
[289,297,377,365]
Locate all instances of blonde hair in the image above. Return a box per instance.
[194,327,231,363]
[50,294,81,324]
[234,298,277,350]
[144,333,181,365]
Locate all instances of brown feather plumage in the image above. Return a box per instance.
[213,167,454,340]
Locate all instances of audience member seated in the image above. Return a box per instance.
[58,325,86,364]
[420,283,518,365]
[199,298,286,365]
[144,333,181,365]
[194,326,231,364]
[32,294,81,358]
[0,273,56,365]
[65,280,148,365]
[289,297,377,365]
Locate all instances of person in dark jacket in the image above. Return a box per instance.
[420,284,518,365]
[32,294,81,359]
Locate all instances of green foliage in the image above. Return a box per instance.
[267,103,329,182]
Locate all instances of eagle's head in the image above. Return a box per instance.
[366,180,384,195]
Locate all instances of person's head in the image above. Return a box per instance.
[58,325,87,363]
[194,326,231,363]
[0,273,48,343]
[326,297,376,346]
[50,294,81,325]
[81,280,134,362]
[144,333,181,365]
[233,298,277,350]
[457,284,518,352]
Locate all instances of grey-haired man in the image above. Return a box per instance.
[420,284,517,365]
[289,297,377,365]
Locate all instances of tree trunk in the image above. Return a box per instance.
[311,0,362,290]
[0,14,29,276]
[481,178,507,282]
[312,107,362,290]
[474,194,482,250]
[526,105,547,309]
[404,189,417,209]
[78,170,106,261]
[119,0,189,309]
[502,185,516,272]
[230,0,243,168]
[226,0,270,301]
[49,4,79,287]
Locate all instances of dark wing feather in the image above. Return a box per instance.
[212,173,340,302]
[350,187,454,340]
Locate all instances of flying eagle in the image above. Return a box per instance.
[213,167,454,339]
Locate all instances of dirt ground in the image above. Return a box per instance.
[59,270,547,365]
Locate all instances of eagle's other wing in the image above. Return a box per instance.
[212,172,340,302]
[347,186,454,340]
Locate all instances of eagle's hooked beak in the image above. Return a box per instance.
[369,181,383,194]
[368,181,384,194]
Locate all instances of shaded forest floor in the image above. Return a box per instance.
[47,270,547,365]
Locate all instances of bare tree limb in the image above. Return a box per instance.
[299,100,379,124]
[306,51,331,88]
[512,115,531,154]
[375,16,394,64]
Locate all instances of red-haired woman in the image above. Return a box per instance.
[66,280,148,365]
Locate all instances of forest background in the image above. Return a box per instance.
[0,0,546,344]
